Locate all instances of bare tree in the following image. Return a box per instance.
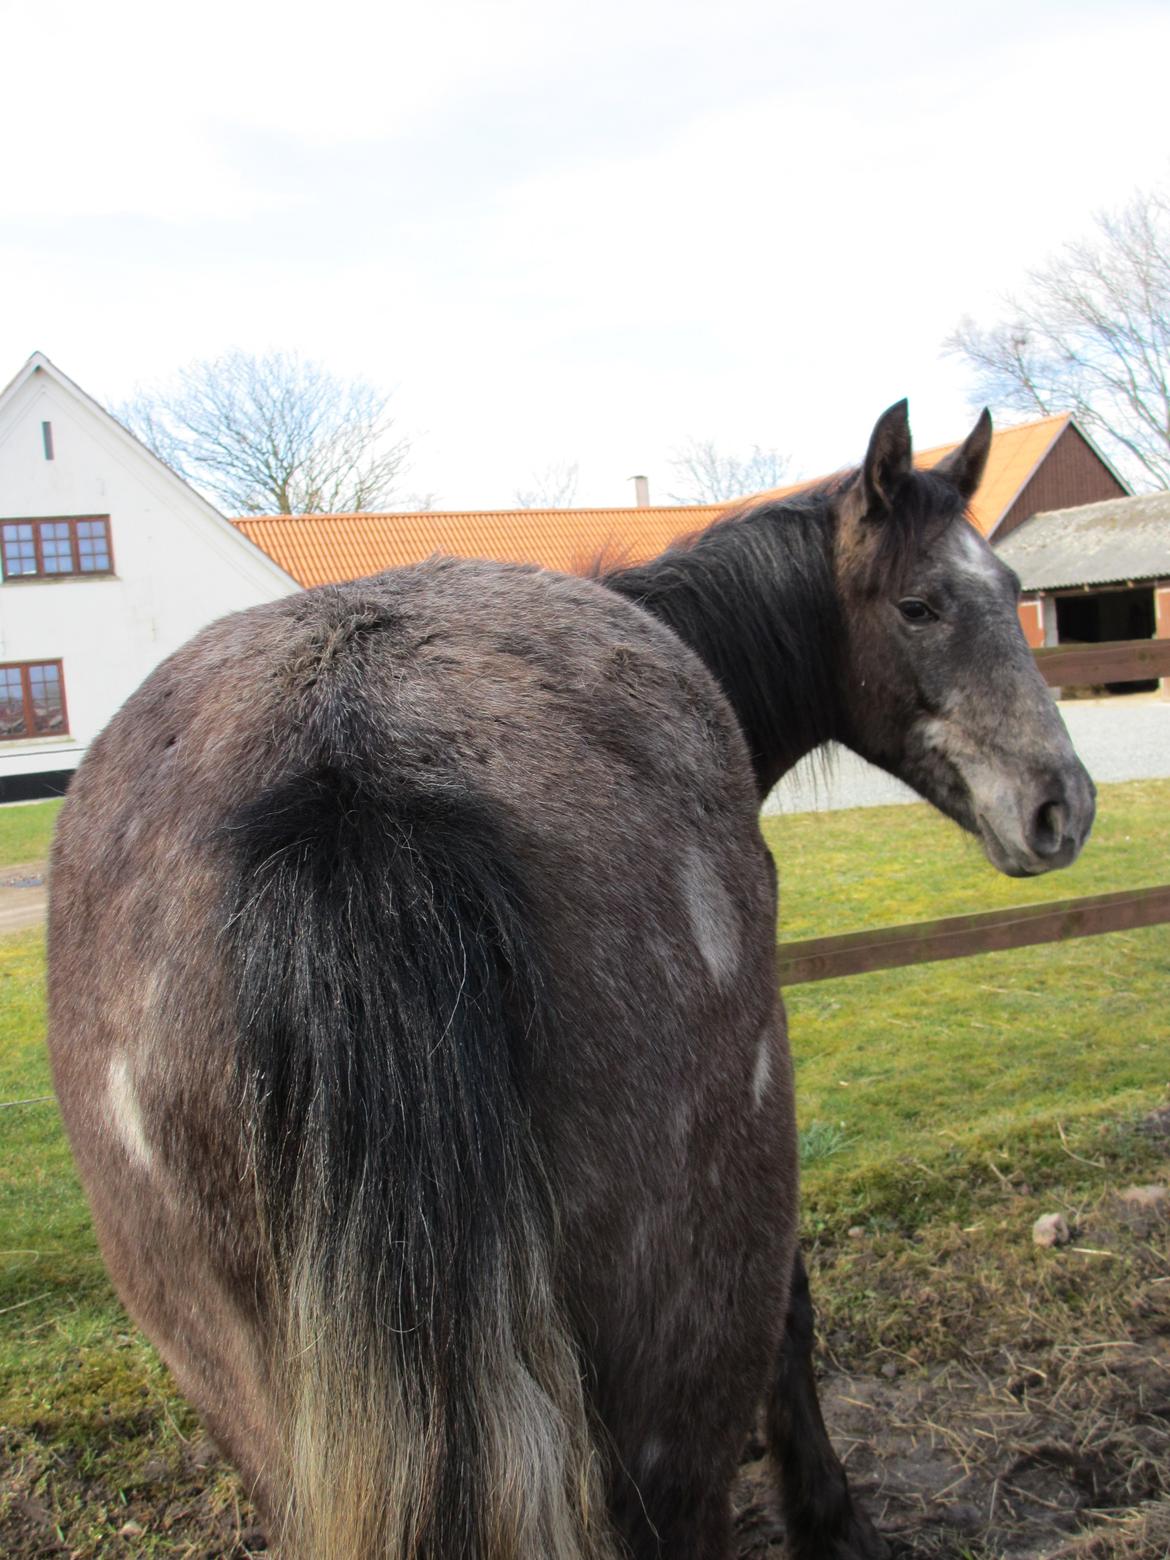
[115,351,412,514]
[514,461,580,509]
[667,439,789,505]
[947,184,1170,490]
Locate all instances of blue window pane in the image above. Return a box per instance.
[41,523,73,574]
[78,537,111,571]
[1,524,37,577]
[77,521,110,568]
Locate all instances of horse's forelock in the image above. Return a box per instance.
[851,468,968,597]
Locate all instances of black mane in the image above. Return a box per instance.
[596,483,844,792]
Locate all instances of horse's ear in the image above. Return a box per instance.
[861,399,912,518]
[934,408,993,502]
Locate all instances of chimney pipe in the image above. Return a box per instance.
[631,474,650,508]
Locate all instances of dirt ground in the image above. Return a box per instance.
[0,862,47,936]
[733,1339,1170,1559]
[8,1329,1168,1560]
[733,1155,1170,1560]
[4,1163,1168,1559]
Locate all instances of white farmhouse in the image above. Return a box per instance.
[0,354,298,798]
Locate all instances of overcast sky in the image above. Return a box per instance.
[4,0,1168,509]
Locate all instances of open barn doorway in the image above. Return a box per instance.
[1055,586,1157,694]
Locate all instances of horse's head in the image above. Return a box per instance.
[833,401,1095,877]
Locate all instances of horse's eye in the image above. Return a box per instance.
[897,598,937,624]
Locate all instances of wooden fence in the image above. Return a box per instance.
[1034,636,1170,688]
[776,638,1170,987]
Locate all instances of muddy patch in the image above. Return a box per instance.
[732,1336,1170,1557]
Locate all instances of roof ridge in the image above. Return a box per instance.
[913,412,1072,465]
[236,503,729,524]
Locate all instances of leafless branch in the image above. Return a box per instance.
[114,351,412,514]
[666,438,789,505]
[946,184,1170,490]
[514,461,580,509]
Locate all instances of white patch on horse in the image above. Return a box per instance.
[682,847,738,986]
[952,524,1000,582]
[920,714,1008,800]
[919,715,953,759]
[752,1030,773,1110]
[107,1054,153,1170]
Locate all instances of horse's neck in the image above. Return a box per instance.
[602,504,843,797]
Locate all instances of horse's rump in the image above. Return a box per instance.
[48,558,797,1556]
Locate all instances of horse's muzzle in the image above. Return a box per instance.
[979,762,1096,878]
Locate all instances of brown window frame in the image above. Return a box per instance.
[0,515,115,580]
[0,660,69,741]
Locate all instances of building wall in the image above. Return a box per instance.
[995,425,1128,542]
[1017,596,1044,647]
[0,366,296,779]
[1021,582,1168,699]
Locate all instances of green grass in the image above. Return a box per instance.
[0,931,210,1556]
[762,779,1170,1236]
[0,799,62,869]
[1,778,1168,1553]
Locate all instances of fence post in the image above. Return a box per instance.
[1156,580,1170,700]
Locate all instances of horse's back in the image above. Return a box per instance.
[54,554,774,1023]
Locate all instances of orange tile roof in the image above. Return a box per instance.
[233,415,1075,589]
[234,505,727,590]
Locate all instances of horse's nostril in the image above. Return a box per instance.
[1032,799,1067,856]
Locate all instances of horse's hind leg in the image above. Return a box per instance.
[768,1249,889,1560]
[611,1460,734,1560]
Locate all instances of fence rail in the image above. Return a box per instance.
[774,636,1169,985]
[777,884,1170,986]
[1034,637,1170,686]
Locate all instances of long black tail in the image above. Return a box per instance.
[224,762,611,1558]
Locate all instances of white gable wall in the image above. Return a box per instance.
[0,360,298,781]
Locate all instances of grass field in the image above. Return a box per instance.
[2,783,1168,1556]
[0,799,62,869]
[760,780,1170,1240]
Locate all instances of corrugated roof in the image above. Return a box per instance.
[232,415,1075,588]
[996,490,1170,591]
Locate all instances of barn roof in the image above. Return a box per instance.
[232,414,1079,589]
[996,490,1170,591]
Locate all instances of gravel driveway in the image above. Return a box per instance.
[763,695,1170,816]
